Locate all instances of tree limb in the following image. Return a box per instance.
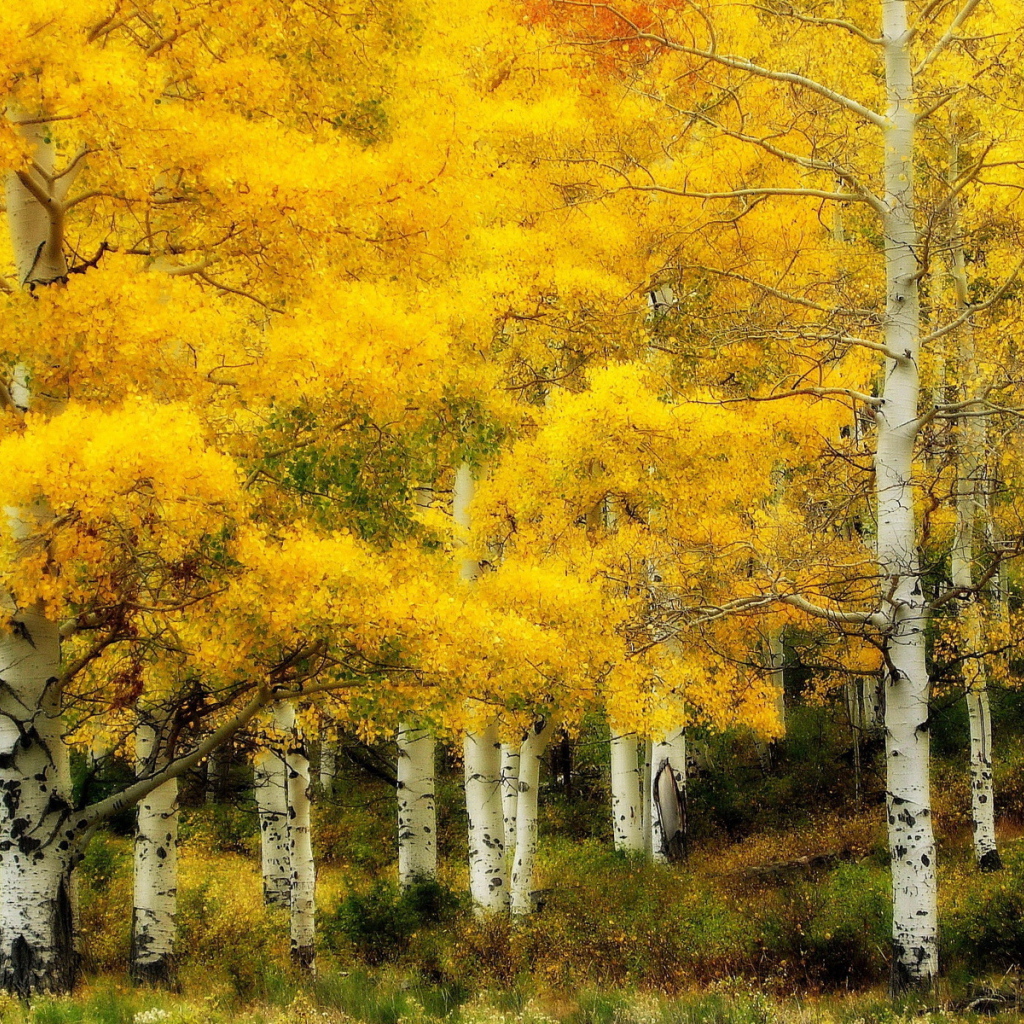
[553,1,888,128]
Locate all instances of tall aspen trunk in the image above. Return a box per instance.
[454,463,507,912]
[609,730,644,853]
[254,746,291,907]
[397,721,437,886]
[0,120,78,996]
[277,705,315,970]
[510,720,554,915]
[464,721,508,914]
[642,739,653,860]
[879,3,938,988]
[500,743,520,857]
[131,720,179,986]
[948,135,1000,873]
[650,728,686,864]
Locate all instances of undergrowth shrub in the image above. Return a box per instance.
[324,878,463,966]
[943,844,1024,974]
[176,852,286,997]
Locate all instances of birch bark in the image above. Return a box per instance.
[510,720,554,915]
[464,721,508,913]
[279,705,315,969]
[454,463,508,912]
[131,719,179,986]
[948,136,1000,872]
[877,1,938,987]
[500,742,520,858]
[397,721,437,886]
[254,745,291,907]
[609,731,644,853]
[0,119,77,996]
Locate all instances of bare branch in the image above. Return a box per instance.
[746,386,882,406]
[915,0,984,74]
[841,336,910,362]
[752,4,884,46]
[674,263,873,316]
[552,2,888,128]
[921,256,1024,344]
[777,593,881,625]
[78,685,272,830]
[618,183,868,203]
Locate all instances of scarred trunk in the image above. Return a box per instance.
[397,721,437,886]
[650,727,686,864]
[0,609,77,996]
[131,720,179,986]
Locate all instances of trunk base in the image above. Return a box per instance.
[978,849,1003,872]
[0,873,78,997]
[889,953,937,998]
[290,944,315,971]
[130,954,179,990]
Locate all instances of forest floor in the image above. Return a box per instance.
[38,704,1024,1024]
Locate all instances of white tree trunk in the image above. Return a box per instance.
[0,609,76,996]
[254,746,291,907]
[0,122,77,996]
[132,720,178,986]
[642,738,653,860]
[510,720,554,915]
[318,732,337,793]
[769,631,785,734]
[277,705,315,970]
[878,2,938,988]
[454,462,508,911]
[205,752,218,805]
[650,728,686,864]
[397,721,437,886]
[609,730,644,853]
[464,721,508,914]
[500,743,520,858]
[947,131,1001,874]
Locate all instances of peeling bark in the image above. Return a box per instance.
[650,728,686,864]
